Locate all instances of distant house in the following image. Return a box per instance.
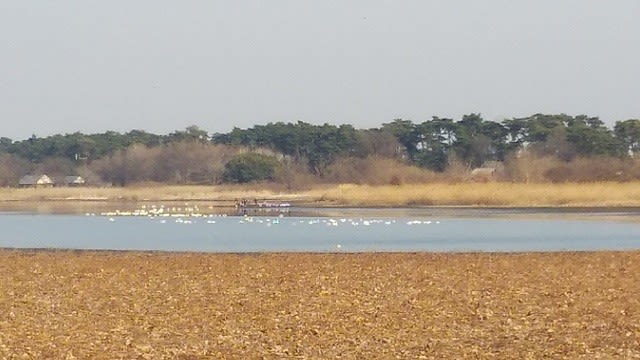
[64,176,86,187]
[469,161,504,182]
[470,167,497,181]
[18,175,54,188]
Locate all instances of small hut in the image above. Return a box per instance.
[64,176,86,187]
[18,175,54,188]
[470,167,497,181]
[469,161,504,182]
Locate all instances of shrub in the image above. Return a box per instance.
[223,153,280,183]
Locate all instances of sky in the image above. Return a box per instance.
[1,1,639,140]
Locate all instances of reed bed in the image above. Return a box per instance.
[2,182,640,207]
[310,182,640,207]
[0,185,307,203]
[0,251,639,359]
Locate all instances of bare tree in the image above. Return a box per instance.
[0,154,31,187]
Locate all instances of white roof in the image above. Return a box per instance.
[64,176,86,184]
[19,175,54,185]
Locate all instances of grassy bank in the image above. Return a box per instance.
[1,251,638,359]
[0,185,308,204]
[309,182,640,207]
[2,182,640,207]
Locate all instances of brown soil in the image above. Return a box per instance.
[1,251,639,359]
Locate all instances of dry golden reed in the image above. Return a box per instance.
[2,182,640,207]
[0,185,308,202]
[308,182,640,207]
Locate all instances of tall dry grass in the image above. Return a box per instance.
[0,185,308,203]
[3,182,640,207]
[305,182,640,207]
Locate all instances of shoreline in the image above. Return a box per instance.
[2,181,640,208]
[3,247,639,255]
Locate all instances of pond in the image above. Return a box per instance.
[1,206,639,252]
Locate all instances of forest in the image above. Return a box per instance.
[1,113,640,188]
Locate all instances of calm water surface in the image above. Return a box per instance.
[1,207,639,252]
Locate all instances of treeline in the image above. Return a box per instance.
[1,114,640,187]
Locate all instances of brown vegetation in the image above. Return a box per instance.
[0,154,30,187]
[1,251,638,359]
[2,181,640,207]
[309,182,640,207]
[324,157,438,185]
[91,143,241,186]
[503,153,640,183]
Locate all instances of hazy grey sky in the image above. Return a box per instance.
[1,1,639,139]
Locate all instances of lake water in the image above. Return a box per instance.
[1,207,639,252]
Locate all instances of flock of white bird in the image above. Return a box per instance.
[94,204,441,228]
[95,204,225,223]
[89,204,444,251]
